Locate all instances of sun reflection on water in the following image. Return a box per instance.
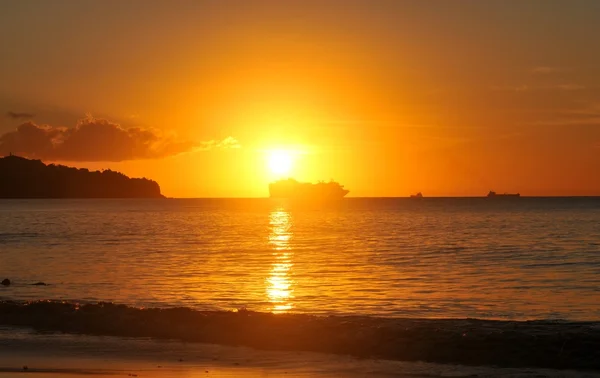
[267,209,295,313]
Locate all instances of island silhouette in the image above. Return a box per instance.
[0,155,163,198]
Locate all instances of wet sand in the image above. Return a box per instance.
[0,327,416,378]
[0,327,595,378]
[0,350,420,378]
[1,355,595,378]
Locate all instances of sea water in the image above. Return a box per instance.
[2,197,599,320]
[1,198,600,371]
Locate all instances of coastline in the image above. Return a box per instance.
[1,301,599,371]
[2,198,600,375]
[0,327,590,378]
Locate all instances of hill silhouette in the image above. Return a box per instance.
[0,155,163,198]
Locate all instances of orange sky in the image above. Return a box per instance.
[1,1,599,197]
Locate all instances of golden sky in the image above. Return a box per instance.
[1,0,599,197]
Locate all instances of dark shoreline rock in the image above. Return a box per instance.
[1,279,10,286]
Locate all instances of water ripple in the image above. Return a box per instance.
[0,198,599,320]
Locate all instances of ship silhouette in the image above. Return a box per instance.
[269,178,349,200]
[487,191,520,198]
[410,192,424,198]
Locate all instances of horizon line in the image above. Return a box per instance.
[165,195,600,199]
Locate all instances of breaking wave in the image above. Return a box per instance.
[0,300,599,371]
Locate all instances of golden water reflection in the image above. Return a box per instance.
[267,210,295,313]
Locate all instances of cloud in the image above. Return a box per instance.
[553,84,585,91]
[198,136,241,151]
[490,85,530,92]
[0,116,239,162]
[531,66,566,75]
[490,84,584,92]
[518,102,600,127]
[521,117,600,127]
[6,111,34,119]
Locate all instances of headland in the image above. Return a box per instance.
[0,155,163,198]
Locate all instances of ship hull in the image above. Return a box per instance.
[269,179,349,200]
[269,189,349,200]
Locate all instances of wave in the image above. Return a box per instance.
[0,232,40,244]
[0,300,599,371]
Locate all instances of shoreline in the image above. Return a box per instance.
[0,328,591,378]
[2,196,600,200]
[1,301,599,371]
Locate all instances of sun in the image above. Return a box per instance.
[268,150,293,176]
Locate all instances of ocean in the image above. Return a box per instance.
[1,198,600,373]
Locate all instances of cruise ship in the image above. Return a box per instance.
[487,191,520,198]
[269,178,349,200]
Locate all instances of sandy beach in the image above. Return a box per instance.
[0,327,595,378]
[0,352,595,378]
[1,353,594,378]
[0,341,420,378]
[0,327,406,378]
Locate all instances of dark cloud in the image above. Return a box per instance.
[6,111,34,119]
[0,116,239,162]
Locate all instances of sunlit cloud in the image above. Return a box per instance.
[0,116,238,162]
[198,136,241,151]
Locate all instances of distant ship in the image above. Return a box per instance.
[410,192,424,198]
[269,178,349,200]
[487,191,520,198]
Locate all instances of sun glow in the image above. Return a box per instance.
[268,150,293,176]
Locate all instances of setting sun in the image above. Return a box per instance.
[268,150,293,176]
